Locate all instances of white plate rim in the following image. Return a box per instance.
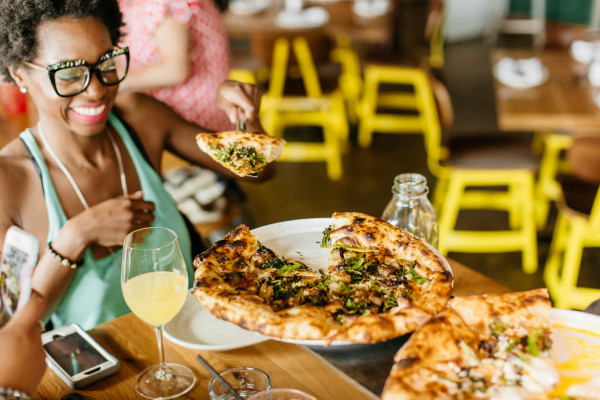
[164,291,269,351]
[493,61,550,89]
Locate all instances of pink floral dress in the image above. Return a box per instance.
[119,0,232,131]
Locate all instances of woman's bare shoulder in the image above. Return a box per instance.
[0,138,44,222]
[0,138,40,186]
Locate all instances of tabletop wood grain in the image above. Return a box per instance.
[33,259,510,400]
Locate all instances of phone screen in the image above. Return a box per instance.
[44,333,108,376]
[0,226,38,318]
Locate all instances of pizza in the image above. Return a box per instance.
[196,130,286,177]
[381,288,561,400]
[192,212,453,344]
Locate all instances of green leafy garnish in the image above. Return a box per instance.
[321,225,332,248]
[332,243,378,253]
[383,295,398,312]
[527,329,542,357]
[277,264,302,274]
[210,143,266,172]
[339,281,350,293]
[403,261,430,285]
[490,319,508,335]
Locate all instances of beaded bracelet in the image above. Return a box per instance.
[0,386,32,400]
[47,242,81,269]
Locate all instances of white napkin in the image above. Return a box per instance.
[570,40,600,64]
[495,57,546,89]
[352,0,390,18]
[275,6,329,28]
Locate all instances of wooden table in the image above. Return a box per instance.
[223,0,396,48]
[34,259,510,400]
[491,48,600,132]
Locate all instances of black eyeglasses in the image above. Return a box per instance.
[23,47,129,97]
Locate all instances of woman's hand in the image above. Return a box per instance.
[80,191,156,249]
[0,290,47,395]
[216,80,264,131]
[54,191,156,260]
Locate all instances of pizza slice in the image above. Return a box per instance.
[193,225,341,340]
[382,288,560,400]
[196,131,285,177]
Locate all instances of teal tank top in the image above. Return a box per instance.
[20,113,193,330]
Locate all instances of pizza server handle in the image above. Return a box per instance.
[237,107,247,132]
[196,354,245,400]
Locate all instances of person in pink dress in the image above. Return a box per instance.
[118,0,233,132]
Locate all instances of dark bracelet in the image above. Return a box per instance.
[47,242,81,269]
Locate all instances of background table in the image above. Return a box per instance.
[491,48,600,132]
[223,0,397,50]
[34,259,511,399]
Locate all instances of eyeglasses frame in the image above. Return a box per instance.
[22,47,130,98]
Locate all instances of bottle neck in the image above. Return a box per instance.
[391,173,429,202]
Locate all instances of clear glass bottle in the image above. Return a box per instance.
[381,173,439,248]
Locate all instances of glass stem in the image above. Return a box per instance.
[154,325,172,380]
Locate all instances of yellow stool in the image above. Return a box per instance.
[437,169,538,274]
[378,66,539,274]
[544,134,600,309]
[260,36,348,181]
[535,132,573,228]
[357,65,426,149]
[330,34,362,124]
[228,68,257,85]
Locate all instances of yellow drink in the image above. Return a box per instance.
[123,271,187,326]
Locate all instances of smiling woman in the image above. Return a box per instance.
[0,0,268,333]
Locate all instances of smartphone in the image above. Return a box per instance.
[42,323,120,389]
[0,226,39,318]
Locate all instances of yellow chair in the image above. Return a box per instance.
[336,1,445,133]
[425,0,446,70]
[330,34,362,124]
[535,131,573,228]
[228,68,257,85]
[260,35,349,181]
[544,134,600,309]
[357,65,424,149]
[366,66,538,273]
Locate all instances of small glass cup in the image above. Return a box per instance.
[208,366,272,400]
[247,388,317,400]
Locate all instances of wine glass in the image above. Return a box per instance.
[121,227,195,399]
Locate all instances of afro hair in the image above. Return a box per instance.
[0,0,124,82]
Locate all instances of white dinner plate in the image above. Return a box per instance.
[164,291,268,351]
[229,0,270,16]
[493,58,550,89]
[550,308,600,398]
[250,217,452,346]
[275,7,329,29]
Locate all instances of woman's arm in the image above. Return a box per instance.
[0,290,47,396]
[116,82,272,181]
[119,13,191,93]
